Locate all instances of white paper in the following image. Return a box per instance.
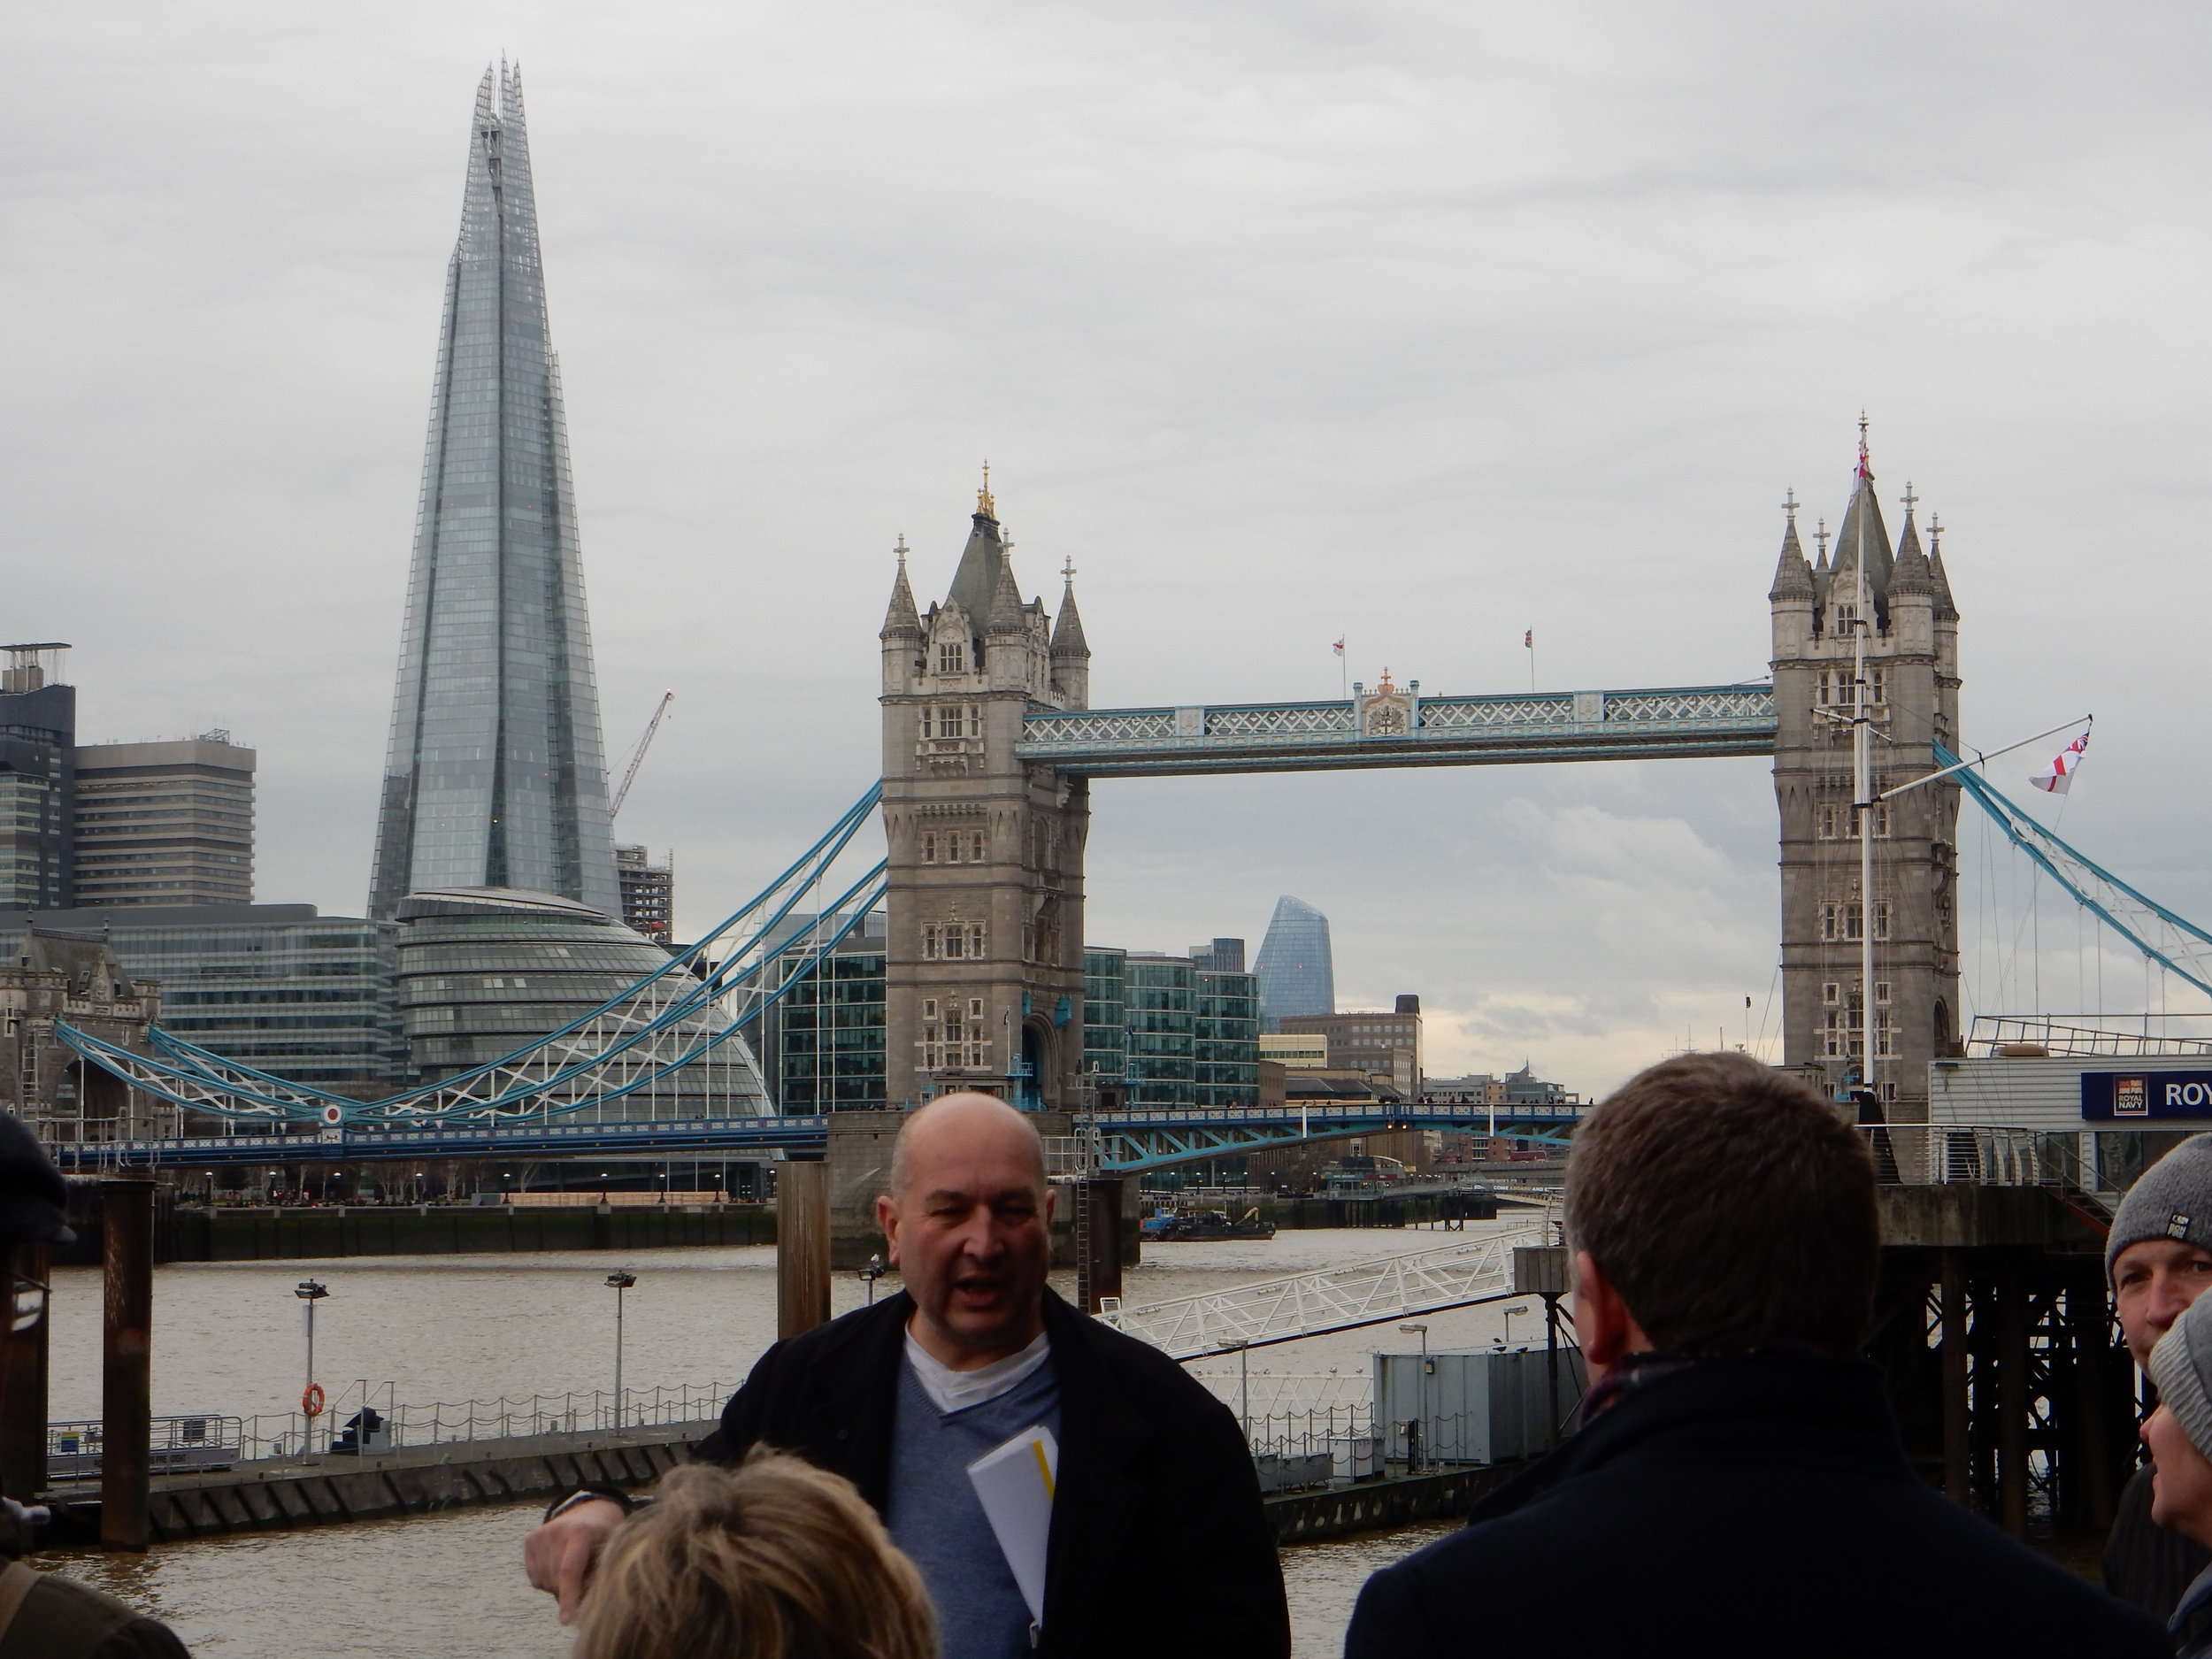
[965,1423,1059,1626]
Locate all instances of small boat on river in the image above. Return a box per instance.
[1141,1207,1277,1242]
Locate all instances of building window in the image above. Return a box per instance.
[920,832,936,864]
[1874,981,1891,1004]
[1817,803,1839,839]
[921,923,987,961]
[1873,901,1891,942]
[1822,981,1839,1006]
[1847,803,1891,839]
[938,643,965,675]
[1815,671,1832,707]
[1870,666,1887,704]
[968,830,986,863]
[920,995,991,1070]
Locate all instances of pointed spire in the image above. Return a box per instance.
[944,500,1005,625]
[1769,488,1814,601]
[1926,512,1960,621]
[1889,481,1932,596]
[977,459,996,522]
[1051,556,1090,659]
[881,534,922,639]
[986,547,1027,634]
[1831,422,1894,614]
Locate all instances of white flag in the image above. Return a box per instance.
[2031,730,2090,794]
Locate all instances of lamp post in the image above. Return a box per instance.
[859,1253,888,1306]
[1399,1322,1429,1471]
[1502,1304,1531,1348]
[295,1280,328,1455]
[605,1271,636,1426]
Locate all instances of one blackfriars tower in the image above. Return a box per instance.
[369,65,618,920]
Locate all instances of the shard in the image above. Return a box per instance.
[369,64,619,920]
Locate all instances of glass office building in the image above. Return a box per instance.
[1255,895,1335,1031]
[0,648,74,910]
[1124,955,1196,1109]
[369,65,619,921]
[759,912,888,1111]
[1082,949,1128,1101]
[392,887,767,1116]
[0,903,404,1099]
[1194,969,1260,1108]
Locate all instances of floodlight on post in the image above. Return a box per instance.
[295,1279,329,1455]
[605,1270,637,1425]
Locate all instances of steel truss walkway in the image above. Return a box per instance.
[1102,1224,1553,1359]
[1017,684,1777,777]
[50,1104,1580,1173]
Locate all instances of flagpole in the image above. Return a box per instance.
[1876,716,2093,801]
[1854,448,1877,1101]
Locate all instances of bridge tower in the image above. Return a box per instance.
[1770,433,1963,1118]
[878,476,1091,1110]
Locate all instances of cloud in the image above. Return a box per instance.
[4,0,2209,1094]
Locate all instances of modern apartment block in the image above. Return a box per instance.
[1279,995,1424,1096]
[615,844,674,944]
[72,737,255,908]
[0,904,402,1100]
[1079,945,1259,1110]
[0,645,75,911]
[757,911,887,1111]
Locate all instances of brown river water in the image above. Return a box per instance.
[36,1223,1541,1656]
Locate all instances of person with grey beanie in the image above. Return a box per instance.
[2142,1294,2212,1655]
[2107,1134,2212,1618]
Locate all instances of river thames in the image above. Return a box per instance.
[36,1222,1541,1656]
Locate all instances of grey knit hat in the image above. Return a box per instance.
[2150,1293,2212,1465]
[2107,1133,2212,1283]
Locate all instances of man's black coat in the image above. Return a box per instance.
[695,1288,1289,1659]
[1346,1351,2167,1659]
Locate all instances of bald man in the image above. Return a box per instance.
[526,1093,1287,1659]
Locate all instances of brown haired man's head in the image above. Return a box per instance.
[1564,1051,1878,1380]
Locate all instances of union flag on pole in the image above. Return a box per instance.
[1332,638,1345,657]
[1525,630,1533,649]
[2031,729,2090,795]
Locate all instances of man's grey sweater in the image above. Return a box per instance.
[883,1355,1063,1659]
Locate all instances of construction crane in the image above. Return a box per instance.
[611,690,675,819]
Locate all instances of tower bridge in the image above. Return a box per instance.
[881,440,1958,1123]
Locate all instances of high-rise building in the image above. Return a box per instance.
[1769,432,1962,1116]
[369,65,618,922]
[0,904,402,1099]
[1078,944,1259,1110]
[1254,895,1333,1031]
[1194,964,1260,1107]
[72,737,255,908]
[1188,937,1245,973]
[615,844,673,945]
[0,645,75,910]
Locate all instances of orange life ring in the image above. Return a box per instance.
[302,1383,326,1418]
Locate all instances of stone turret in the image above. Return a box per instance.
[879,472,1090,1114]
[1050,572,1091,709]
[1770,426,1963,1122]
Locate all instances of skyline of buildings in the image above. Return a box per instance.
[368,63,621,923]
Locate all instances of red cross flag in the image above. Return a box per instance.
[1332,638,1345,656]
[2030,729,2090,794]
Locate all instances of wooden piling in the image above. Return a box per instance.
[101,1175,155,1551]
[0,1241,49,1501]
[1997,1257,2029,1539]
[1939,1250,1970,1505]
[775,1160,832,1340]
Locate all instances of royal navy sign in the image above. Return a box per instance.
[2082,1071,2212,1121]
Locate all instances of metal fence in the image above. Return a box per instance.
[1856,1124,2110,1202]
[124,1381,733,1467]
[46,1417,247,1480]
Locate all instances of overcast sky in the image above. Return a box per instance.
[6,2,2207,1093]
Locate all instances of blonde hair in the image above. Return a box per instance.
[572,1453,937,1659]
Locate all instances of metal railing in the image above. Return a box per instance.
[1968,1014,2212,1057]
[46,1417,245,1480]
[108,1381,734,1469]
[1856,1125,2115,1206]
[1102,1224,1547,1358]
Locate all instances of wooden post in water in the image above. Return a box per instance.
[1997,1258,2029,1538]
[1073,1178,1123,1314]
[776,1159,832,1340]
[2073,1260,2116,1532]
[0,1241,50,1501]
[101,1174,155,1551]
[1939,1251,1970,1505]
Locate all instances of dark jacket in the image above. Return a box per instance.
[2108,1459,2212,1620]
[0,1565,190,1659]
[695,1288,1289,1659]
[1346,1352,2166,1659]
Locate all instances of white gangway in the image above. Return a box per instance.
[1102,1221,1555,1362]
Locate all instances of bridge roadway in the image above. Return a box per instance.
[1016,684,1777,777]
[48,1101,1585,1172]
